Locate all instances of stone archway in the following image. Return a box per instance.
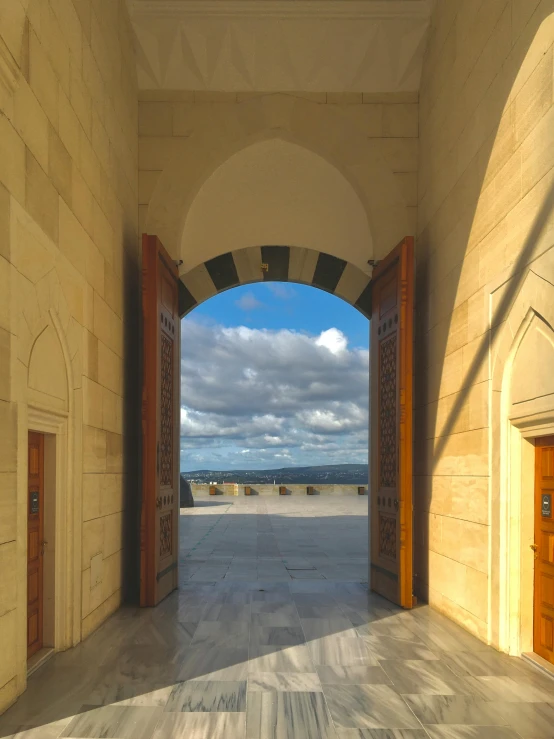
[178,244,373,320]
[144,94,414,270]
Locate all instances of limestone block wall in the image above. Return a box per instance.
[415,0,554,646]
[0,0,138,713]
[138,91,419,273]
[190,483,368,497]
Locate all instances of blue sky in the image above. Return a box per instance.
[188,282,370,349]
[180,282,369,471]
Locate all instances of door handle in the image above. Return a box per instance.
[394,499,399,510]
[530,543,538,560]
[40,540,48,555]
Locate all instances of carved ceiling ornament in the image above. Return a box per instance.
[127,0,432,92]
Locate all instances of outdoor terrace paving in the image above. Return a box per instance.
[1,496,553,738]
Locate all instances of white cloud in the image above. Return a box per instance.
[180,319,369,470]
[235,292,265,311]
[267,283,296,299]
[316,327,348,355]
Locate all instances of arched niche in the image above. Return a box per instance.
[510,314,554,417]
[181,139,373,272]
[28,325,69,413]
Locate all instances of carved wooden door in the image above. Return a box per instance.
[28,431,44,658]
[370,236,414,608]
[534,436,554,664]
[141,234,181,607]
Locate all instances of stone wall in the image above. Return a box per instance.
[0,0,138,713]
[190,484,368,497]
[415,0,554,645]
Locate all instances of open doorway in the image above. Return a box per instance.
[178,280,370,584]
[139,236,414,610]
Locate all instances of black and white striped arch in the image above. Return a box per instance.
[178,246,372,318]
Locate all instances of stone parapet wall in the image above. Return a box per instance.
[190,483,367,497]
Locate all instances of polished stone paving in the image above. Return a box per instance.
[1,496,553,738]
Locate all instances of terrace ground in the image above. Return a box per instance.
[1,497,553,739]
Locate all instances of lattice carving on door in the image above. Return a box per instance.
[160,332,173,486]
[379,332,397,488]
[379,513,396,560]
[159,511,172,558]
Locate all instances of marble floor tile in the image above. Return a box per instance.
[297,606,346,620]
[177,647,249,681]
[251,612,301,627]
[438,652,522,679]
[164,680,246,712]
[248,672,322,692]
[379,660,474,696]
[402,695,509,726]
[248,645,316,673]
[60,705,162,738]
[250,626,306,646]
[459,674,554,702]
[152,711,245,739]
[301,617,359,640]
[362,635,439,662]
[322,684,422,730]
[355,622,419,641]
[0,719,73,739]
[246,691,336,739]
[202,603,250,623]
[316,665,392,685]
[424,727,524,738]
[190,622,249,649]
[334,730,429,738]
[308,636,379,666]
[487,701,554,738]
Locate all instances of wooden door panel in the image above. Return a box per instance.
[535,436,554,663]
[27,431,44,659]
[141,234,181,607]
[370,237,414,608]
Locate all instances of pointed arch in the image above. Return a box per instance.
[490,268,554,656]
[145,94,413,270]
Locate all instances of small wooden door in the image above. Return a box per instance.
[140,235,181,607]
[534,436,554,664]
[27,432,44,658]
[370,237,414,608]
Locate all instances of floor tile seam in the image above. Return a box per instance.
[395,690,432,734]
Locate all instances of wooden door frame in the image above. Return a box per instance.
[499,414,554,656]
[24,407,81,662]
[17,309,83,674]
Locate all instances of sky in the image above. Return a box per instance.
[180,282,369,471]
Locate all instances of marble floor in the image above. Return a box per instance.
[1,496,554,738]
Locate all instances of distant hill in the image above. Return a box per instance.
[182,463,368,485]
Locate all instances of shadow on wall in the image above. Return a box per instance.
[414,5,554,611]
[122,235,142,604]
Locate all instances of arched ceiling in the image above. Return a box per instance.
[127,0,432,93]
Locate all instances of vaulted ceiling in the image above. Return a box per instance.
[127,0,432,92]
